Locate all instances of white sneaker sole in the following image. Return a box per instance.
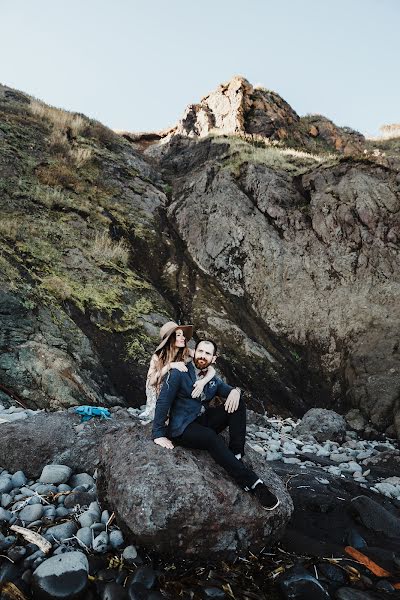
[262,498,280,511]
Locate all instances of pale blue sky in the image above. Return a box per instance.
[1,0,398,137]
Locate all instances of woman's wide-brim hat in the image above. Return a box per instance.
[155,321,193,352]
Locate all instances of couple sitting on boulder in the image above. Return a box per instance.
[140,321,280,511]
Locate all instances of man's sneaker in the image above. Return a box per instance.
[253,483,280,511]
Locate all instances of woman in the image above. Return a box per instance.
[139,321,215,422]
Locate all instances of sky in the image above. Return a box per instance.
[0,0,398,137]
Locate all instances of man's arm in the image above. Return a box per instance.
[152,369,181,441]
[216,379,241,413]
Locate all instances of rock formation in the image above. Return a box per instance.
[0,78,399,438]
[98,424,293,559]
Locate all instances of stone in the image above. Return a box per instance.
[203,588,226,599]
[0,478,13,494]
[7,545,27,562]
[1,493,12,508]
[32,551,89,600]
[295,409,347,443]
[0,412,132,479]
[55,506,69,518]
[350,495,400,538]
[101,509,110,524]
[64,490,97,509]
[362,450,400,478]
[11,470,27,488]
[122,545,138,564]
[78,510,97,528]
[279,565,330,599]
[335,588,377,599]
[19,504,44,523]
[76,527,93,548]
[39,464,72,484]
[69,473,95,488]
[345,409,366,432]
[131,566,157,589]
[109,529,124,549]
[93,531,109,553]
[98,425,293,559]
[45,521,78,542]
[127,582,149,600]
[0,507,12,521]
[102,582,129,600]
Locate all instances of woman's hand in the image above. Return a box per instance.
[191,379,206,398]
[170,361,188,372]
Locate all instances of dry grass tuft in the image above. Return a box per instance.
[90,231,130,266]
[30,99,85,136]
[41,275,74,301]
[69,146,93,166]
[0,217,20,240]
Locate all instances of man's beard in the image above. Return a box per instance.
[194,357,212,369]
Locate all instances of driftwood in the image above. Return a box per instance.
[10,525,52,554]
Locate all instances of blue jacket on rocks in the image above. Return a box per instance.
[152,362,234,440]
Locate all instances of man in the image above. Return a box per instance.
[152,339,280,510]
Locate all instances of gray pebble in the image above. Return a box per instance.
[0,507,12,522]
[19,504,44,523]
[1,493,12,508]
[101,510,110,524]
[7,545,27,562]
[122,545,138,564]
[55,506,69,519]
[0,535,16,550]
[0,478,13,494]
[69,473,95,488]
[88,501,101,519]
[27,496,42,505]
[90,523,105,533]
[78,511,97,528]
[39,465,72,485]
[57,484,71,493]
[27,519,44,528]
[45,521,78,542]
[76,527,92,548]
[93,531,108,553]
[11,471,27,488]
[109,529,124,549]
[35,484,58,495]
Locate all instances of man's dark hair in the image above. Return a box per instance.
[195,339,218,355]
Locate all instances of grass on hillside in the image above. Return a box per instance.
[213,134,339,175]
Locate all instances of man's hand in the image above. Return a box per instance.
[154,437,174,449]
[224,388,241,413]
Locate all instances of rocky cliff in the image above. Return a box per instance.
[1,78,399,437]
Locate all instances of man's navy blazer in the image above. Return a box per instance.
[152,362,233,440]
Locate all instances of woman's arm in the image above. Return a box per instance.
[191,365,216,398]
[149,358,188,386]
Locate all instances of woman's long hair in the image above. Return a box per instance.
[153,331,190,390]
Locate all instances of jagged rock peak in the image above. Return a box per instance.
[125,75,365,156]
[175,75,300,139]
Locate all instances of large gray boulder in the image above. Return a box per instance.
[0,409,132,478]
[294,408,347,442]
[97,424,293,559]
